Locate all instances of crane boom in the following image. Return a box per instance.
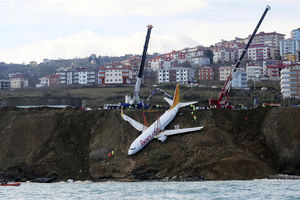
[209,5,271,108]
[131,25,153,104]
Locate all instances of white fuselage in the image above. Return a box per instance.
[128,105,179,155]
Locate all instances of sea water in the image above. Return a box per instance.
[1,180,300,200]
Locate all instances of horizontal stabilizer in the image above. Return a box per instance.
[164,97,173,106]
[179,101,198,108]
[121,110,146,132]
[156,126,203,138]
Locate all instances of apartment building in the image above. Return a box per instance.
[280,39,300,56]
[213,47,234,63]
[99,64,133,85]
[158,67,194,84]
[121,56,141,76]
[246,65,263,81]
[266,63,287,81]
[37,75,61,87]
[56,68,98,85]
[149,56,172,71]
[250,31,285,48]
[211,38,246,64]
[247,44,278,61]
[291,28,300,40]
[9,75,29,88]
[198,66,214,80]
[0,80,10,90]
[178,46,210,66]
[191,57,210,66]
[232,69,247,89]
[280,65,300,98]
[219,66,232,81]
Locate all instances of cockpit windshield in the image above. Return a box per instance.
[130,147,136,150]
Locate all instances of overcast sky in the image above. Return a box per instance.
[0,0,299,64]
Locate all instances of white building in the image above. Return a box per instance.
[219,66,232,81]
[74,69,97,85]
[56,68,98,85]
[99,64,133,85]
[191,57,210,66]
[9,75,29,88]
[246,65,263,81]
[250,31,285,48]
[149,56,172,71]
[232,69,247,89]
[36,75,50,87]
[280,65,300,98]
[247,44,278,61]
[279,39,300,55]
[158,67,194,84]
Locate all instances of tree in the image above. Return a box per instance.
[204,48,214,63]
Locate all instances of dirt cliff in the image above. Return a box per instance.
[0,107,299,181]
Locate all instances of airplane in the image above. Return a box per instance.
[121,84,204,155]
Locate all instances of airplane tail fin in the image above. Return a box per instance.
[169,84,198,108]
[170,84,180,109]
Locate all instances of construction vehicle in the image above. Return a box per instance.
[125,25,153,107]
[146,88,173,102]
[208,5,271,109]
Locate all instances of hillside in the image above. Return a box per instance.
[0,107,299,181]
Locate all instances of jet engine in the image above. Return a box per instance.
[158,136,167,143]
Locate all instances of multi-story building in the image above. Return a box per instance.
[149,56,172,71]
[219,66,232,81]
[291,28,300,40]
[37,74,61,87]
[49,74,61,86]
[232,69,247,89]
[213,47,234,63]
[191,57,210,66]
[280,65,300,98]
[179,46,205,61]
[178,46,210,66]
[247,44,278,61]
[250,31,285,48]
[246,64,263,81]
[9,75,29,88]
[0,80,10,90]
[158,67,194,84]
[37,75,50,87]
[56,68,98,85]
[211,38,246,64]
[99,63,133,85]
[266,63,287,81]
[164,51,186,64]
[73,68,97,85]
[198,66,214,80]
[121,56,141,77]
[280,39,300,56]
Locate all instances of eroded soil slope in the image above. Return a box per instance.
[0,107,299,181]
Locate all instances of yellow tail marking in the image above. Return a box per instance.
[170,84,180,109]
[121,106,124,116]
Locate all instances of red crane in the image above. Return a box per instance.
[209,5,271,109]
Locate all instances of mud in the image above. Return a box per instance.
[0,107,299,181]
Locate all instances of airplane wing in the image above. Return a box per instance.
[121,111,146,132]
[156,126,203,137]
[164,97,173,106]
[179,101,198,108]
